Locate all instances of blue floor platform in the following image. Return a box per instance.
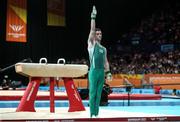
[1,98,180,108]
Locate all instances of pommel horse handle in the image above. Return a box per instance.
[39,57,47,64]
[56,58,65,81]
[57,58,65,64]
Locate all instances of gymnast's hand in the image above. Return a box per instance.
[91,5,97,19]
[106,71,113,82]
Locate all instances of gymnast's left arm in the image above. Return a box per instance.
[104,48,112,81]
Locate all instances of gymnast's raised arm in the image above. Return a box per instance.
[88,6,97,48]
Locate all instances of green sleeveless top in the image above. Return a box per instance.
[89,43,106,69]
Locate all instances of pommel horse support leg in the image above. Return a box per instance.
[16,77,56,112]
[63,78,85,112]
[16,77,41,112]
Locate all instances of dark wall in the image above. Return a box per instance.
[0,0,176,81]
[0,0,89,67]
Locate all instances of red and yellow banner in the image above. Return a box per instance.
[6,0,27,42]
[47,0,65,26]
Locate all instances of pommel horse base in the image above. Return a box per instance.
[15,62,88,113]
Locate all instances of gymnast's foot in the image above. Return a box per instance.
[91,115,99,118]
[95,114,99,118]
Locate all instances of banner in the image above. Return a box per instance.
[47,0,65,26]
[6,0,27,42]
[161,44,174,52]
[145,74,180,89]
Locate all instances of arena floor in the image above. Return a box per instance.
[0,89,180,121]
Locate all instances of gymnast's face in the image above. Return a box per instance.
[96,30,102,43]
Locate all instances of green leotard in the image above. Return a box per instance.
[88,43,106,117]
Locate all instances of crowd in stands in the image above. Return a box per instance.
[119,1,180,46]
[109,50,180,74]
[110,1,180,74]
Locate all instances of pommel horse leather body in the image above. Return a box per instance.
[15,63,88,113]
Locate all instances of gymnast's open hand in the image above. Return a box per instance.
[91,5,97,19]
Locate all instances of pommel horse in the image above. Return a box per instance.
[15,58,88,113]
